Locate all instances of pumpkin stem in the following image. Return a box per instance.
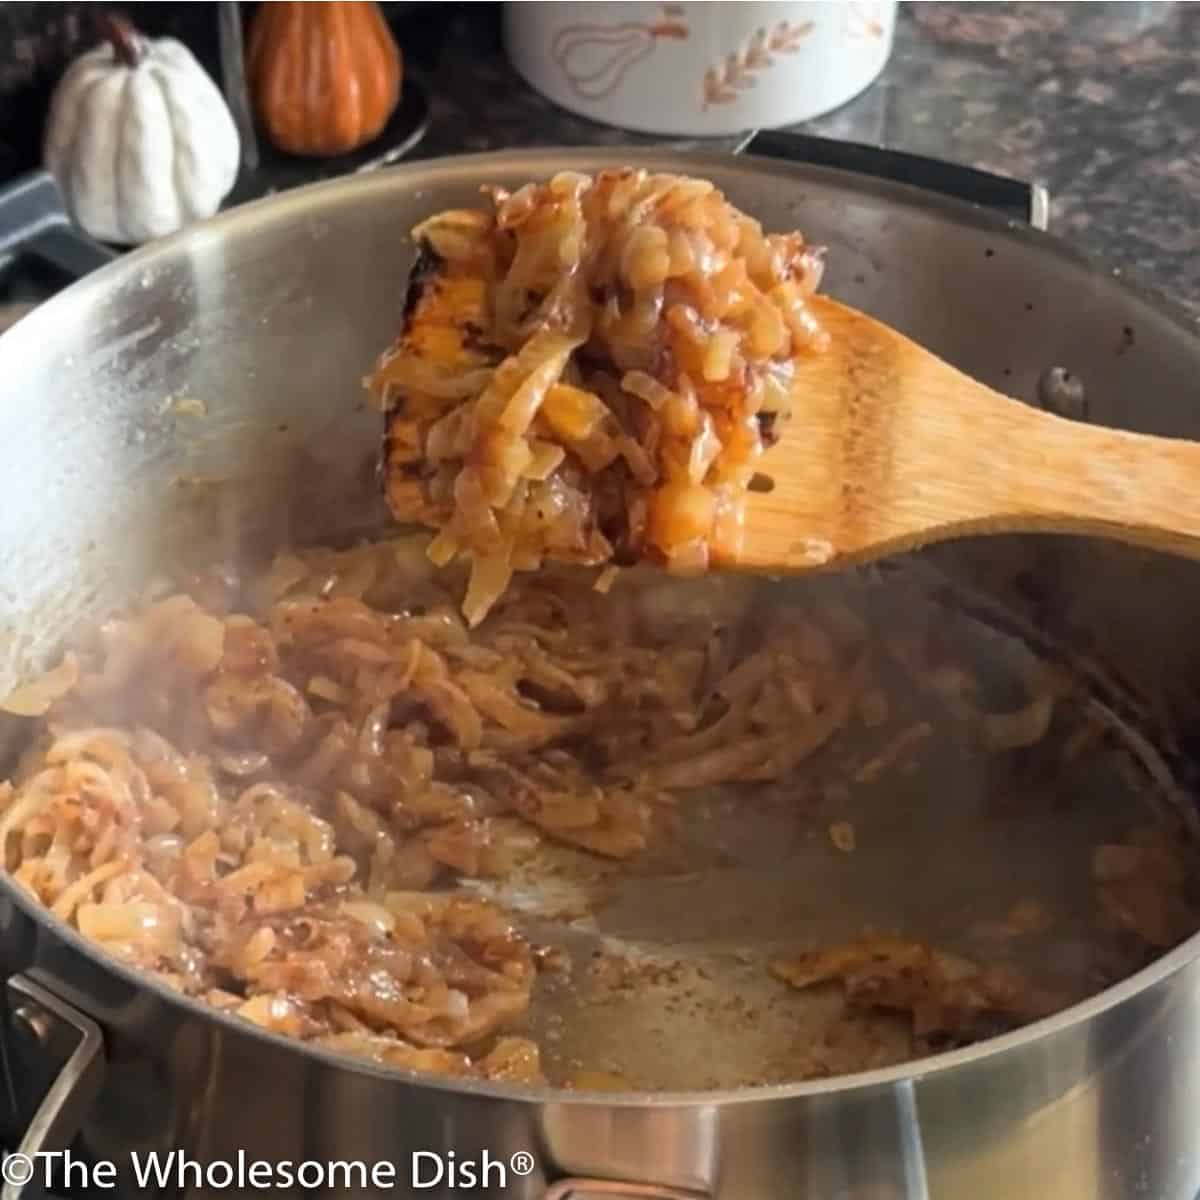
[99,13,142,68]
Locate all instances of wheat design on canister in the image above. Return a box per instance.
[846,1,888,41]
[701,21,814,109]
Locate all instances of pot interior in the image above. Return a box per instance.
[1,149,1199,1094]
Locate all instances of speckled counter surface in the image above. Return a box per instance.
[415,1,1200,316]
[2,2,1196,312]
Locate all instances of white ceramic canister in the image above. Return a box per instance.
[502,1,898,137]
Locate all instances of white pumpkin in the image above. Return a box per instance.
[44,16,240,245]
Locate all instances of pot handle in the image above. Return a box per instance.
[735,129,1050,231]
[1,975,106,1200]
[0,171,117,281]
[544,1182,708,1199]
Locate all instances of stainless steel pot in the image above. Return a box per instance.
[2,145,1200,1200]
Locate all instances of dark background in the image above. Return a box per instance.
[0,1,449,176]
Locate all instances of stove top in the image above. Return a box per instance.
[0,170,115,334]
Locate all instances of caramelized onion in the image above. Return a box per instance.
[369,169,828,623]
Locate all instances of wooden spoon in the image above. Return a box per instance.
[737,295,1200,573]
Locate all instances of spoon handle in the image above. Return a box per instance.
[740,297,1200,573]
[925,385,1200,561]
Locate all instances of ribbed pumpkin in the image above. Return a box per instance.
[247,1,402,157]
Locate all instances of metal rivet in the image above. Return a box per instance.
[11,1003,52,1047]
[1037,366,1088,420]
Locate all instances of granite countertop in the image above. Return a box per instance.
[415,1,1200,317]
[2,2,1196,314]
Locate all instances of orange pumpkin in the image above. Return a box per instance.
[248,1,402,157]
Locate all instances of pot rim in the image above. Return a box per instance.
[4,145,1198,1107]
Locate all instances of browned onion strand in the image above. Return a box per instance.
[0,540,870,1082]
[369,169,829,625]
[0,538,1192,1083]
[771,938,1070,1047]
